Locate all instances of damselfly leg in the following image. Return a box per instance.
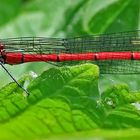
[0,62,29,96]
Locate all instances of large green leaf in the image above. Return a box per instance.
[0,64,140,139]
[0,64,100,139]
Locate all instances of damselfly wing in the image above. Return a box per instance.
[0,30,140,75]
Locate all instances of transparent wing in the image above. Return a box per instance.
[64,30,140,52]
[1,30,140,53]
[0,37,67,54]
[94,60,140,74]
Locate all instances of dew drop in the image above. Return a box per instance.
[29,71,38,78]
[131,102,140,110]
[105,97,114,106]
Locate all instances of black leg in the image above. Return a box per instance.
[0,62,29,96]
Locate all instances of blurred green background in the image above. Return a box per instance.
[0,0,140,92]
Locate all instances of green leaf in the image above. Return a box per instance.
[0,64,100,139]
[1,0,139,36]
[101,85,140,129]
[1,64,140,139]
[84,0,140,33]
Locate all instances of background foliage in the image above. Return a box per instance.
[0,0,140,139]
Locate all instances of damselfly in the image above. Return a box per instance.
[0,30,140,95]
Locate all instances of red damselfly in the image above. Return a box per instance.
[0,30,140,95]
